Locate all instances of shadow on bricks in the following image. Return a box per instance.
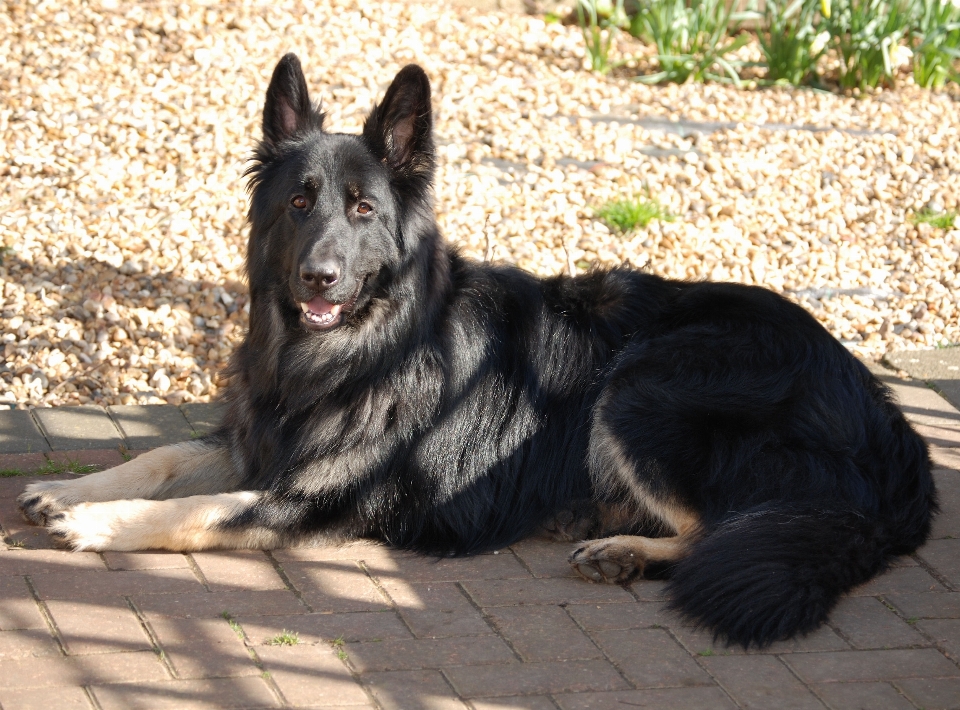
[0,364,959,707]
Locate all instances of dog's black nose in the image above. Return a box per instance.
[300,259,340,289]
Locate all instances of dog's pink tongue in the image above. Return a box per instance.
[307,296,341,317]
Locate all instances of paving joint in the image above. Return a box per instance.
[183,553,212,592]
[263,550,314,613]
[22,574,69,657]
[126,596,178,679]
[562,599,648,696]
[910,551,959,593]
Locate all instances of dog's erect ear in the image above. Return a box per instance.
[262,53,323,146]
[362,65,435,189]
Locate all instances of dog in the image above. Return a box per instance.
[18,54,936,648]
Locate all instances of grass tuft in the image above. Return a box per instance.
[331,635,348,660]
[595,195,675,233]
[221,611,245,640]
[0,458,100,477]
[911,208,959,229]
[268,630,300,646]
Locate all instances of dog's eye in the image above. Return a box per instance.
[291,196,308,209]
[357,202,373,215]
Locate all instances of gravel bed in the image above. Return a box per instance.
[2,0,959,408]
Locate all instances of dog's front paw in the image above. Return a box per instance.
[17,482,71,526]
[569,538,642,584]
[46,504,117,551]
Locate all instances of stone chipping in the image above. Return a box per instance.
[2,0,959,407]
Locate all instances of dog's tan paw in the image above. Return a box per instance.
[569,538,642,584]
[17,482,71,526]
[46,504,117,551]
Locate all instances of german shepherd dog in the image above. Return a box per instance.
[19,54,936,648]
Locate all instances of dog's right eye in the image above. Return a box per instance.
[291,196,308,209]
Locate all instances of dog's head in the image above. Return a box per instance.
[246,54,436,333]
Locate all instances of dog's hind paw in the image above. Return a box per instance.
[539,500,605,542]
[540,509,598,542]
[569,537,642,584]
[17,482,70,527]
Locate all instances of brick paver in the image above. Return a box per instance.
[238,611,412,645]
[146,616,261,679]
[0,628,61,659]
[485,605,603,661]
[190,550,288,591]
[363,669,463,710]
[0,687,93,710]
[47,598,153,655]
[91,676,279,710]
[828,596,929,649]
[553,686,738,710]
[30,567,203,601]
[0,366,959,708]
[255,643,372,706]
[345,635,517,673]
[179,402,226,437]
[895,677,960,709]
[131,589,306,619]
[701,655,826,710]
[281,561,392,613]
[32,406,124,451]
[107,404,196,449]
[0,410,50,454]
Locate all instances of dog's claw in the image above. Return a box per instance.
[17,486,68,527]
[47,527,73,550]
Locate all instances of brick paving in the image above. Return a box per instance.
[1,361,959,709]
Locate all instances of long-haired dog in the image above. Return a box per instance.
[19,54,936,648]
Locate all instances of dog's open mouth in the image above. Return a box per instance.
[298,281,363,331]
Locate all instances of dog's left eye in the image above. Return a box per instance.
[291,195,308,209]
[357,202,373,215]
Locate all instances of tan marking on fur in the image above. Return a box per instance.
[595,533,689,562]
[575,408,703,583]
[589,413,701,537]
[18,441,238,525]
[47,492,280,552]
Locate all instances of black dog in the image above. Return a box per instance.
[19,54,936,648]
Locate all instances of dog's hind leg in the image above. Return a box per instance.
[18,439,240,527]
[569,392,702,584]
[44,490,284,552]
[568,499,700,584]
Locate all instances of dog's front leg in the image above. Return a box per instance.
[18,439,240,526]
[45,490,282,552]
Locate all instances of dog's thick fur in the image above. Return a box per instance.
[19,55,936,648]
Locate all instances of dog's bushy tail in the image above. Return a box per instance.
[665,505,898,649]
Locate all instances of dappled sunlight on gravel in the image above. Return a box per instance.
[2,0,959,407]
